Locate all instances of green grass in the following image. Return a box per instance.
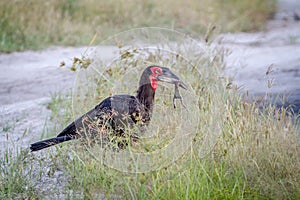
[0,149,38,199]
[0,0,277,52]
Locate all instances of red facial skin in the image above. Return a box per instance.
[149,66,163,90]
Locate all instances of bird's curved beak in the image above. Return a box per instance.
[157,69,188,90]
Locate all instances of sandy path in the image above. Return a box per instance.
[0,47,86,105]
[223,20,300,109]
[0,47,85,151]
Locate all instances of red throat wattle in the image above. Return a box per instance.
[150,75,158,90]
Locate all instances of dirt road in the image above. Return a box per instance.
[223,20,300,110]
[0,47,83,151]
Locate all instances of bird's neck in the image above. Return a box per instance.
[136,84,155,113]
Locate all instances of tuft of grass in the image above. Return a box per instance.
[0,149,39,199]
[2,124,11,132]
[1,118,20,132]
[0,0,277,52]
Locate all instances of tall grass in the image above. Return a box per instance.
[0,0,276,52]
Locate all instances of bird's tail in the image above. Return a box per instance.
[30,135,74,152]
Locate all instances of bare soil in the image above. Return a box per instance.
[223,20,300,110]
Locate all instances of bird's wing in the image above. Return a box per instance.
[56,95,142,138]
[56,99,109,138]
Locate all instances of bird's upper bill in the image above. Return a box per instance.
[149,66,188,90]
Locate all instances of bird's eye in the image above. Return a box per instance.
[150,67,162,76]
[155,69,161,74]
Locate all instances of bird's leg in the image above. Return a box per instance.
[173,82,186,109]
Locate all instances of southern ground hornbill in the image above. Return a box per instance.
[30,66,187,151]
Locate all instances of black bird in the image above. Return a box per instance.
[30,66,187,151]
